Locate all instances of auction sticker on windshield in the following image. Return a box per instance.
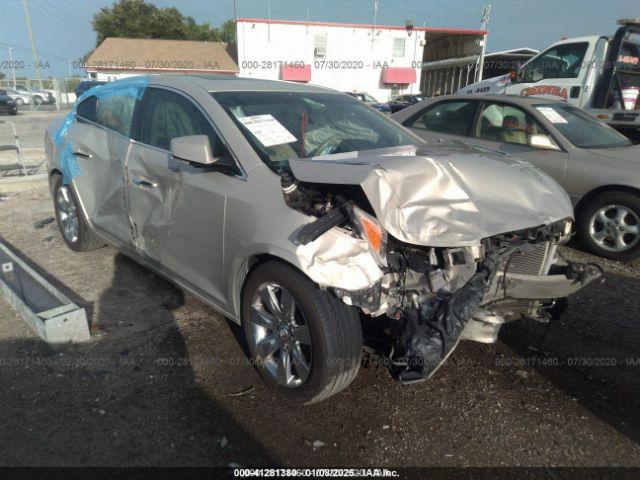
[536,107,568,124]
[237,114,297,147]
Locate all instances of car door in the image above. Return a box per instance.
[66,92,134,244]
[401,99,479,143]
[127,86,239,303]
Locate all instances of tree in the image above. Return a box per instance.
[92,0,235,46]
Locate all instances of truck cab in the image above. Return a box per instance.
[460,19,640,138]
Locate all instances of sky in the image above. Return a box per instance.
[0,0,638,78]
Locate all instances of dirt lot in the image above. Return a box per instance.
[0,186,639,468]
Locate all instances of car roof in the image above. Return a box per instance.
[150,74,336,94]
[436,93,565,107]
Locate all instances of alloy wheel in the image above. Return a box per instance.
[56,185,79,244]
[589,204,640,252]
[249,282,312,388]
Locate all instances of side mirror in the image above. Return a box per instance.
[529,134,560,151]
[170,135,218,165]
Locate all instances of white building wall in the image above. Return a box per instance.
[237,20,425,102]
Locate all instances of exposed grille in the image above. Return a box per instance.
[487,241,557,319]
[503,242,553,276]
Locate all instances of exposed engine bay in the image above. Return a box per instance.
[282,173,603,383]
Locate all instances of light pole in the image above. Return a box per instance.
[22,0,44,89]
[372,0,379,47]
[8,47,17,88]
[477,4,491,82]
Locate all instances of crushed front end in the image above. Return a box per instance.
[377,221,602,383]
[291,185,602,383]
[284,149,604,384]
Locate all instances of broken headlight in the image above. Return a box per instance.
[350,205,387,267]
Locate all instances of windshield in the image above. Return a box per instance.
[534,104,632,149]
[213,91,418,172]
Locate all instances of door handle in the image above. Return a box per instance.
[73,150,92,159]
[132,177,158,188]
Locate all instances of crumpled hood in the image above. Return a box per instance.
[289,143,573,247]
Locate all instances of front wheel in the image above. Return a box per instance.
[52,175,104,252]
[15,98,24,106]
[242,261,363,404]
[577,191,640,261]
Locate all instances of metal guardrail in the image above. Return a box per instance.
[0,240,89,343]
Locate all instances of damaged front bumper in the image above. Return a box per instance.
[385,238,603,384]
[461,260,603,345]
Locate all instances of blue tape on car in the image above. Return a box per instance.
[78,75,150,103]
[53,111,80,185]
[53,75,151,184]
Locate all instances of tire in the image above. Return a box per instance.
[577,191,640,261]
[9,109,17,116]
[52,175,105,252]
[242,261,363,404]
[15,98,23,106]
[33,95,43,105]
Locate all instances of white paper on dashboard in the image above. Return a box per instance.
[237,114,297,147]
[536,107,568,124]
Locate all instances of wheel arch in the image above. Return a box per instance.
[230,251,312,325]
[574,184,640,218]
[49,168,62,194]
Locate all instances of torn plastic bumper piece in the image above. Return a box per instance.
[484,261,604,302]
[296,203,349,245]
[394,255,498,384]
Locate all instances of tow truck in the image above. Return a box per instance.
[459,19,640,140]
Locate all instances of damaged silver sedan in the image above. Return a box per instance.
[45,75,602,403]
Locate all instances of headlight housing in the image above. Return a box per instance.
[350,205,387,267]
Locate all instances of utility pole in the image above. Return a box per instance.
[267,0,271,42]
[477,4,491,82]
[233,0,237,21]
[8,47,17,88]
[372,0,379,47]
[22,0,43,89]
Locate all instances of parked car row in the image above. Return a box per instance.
[46,75,602,403]
[0,84,56,109]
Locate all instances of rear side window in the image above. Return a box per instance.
[406,101,477,136]
[96,94,136,136]
[139,88,227,157]
[76,96,97,122]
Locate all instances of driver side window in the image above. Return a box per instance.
[520,42,589,83]
[140,88,230,160]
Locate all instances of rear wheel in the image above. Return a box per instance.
[52,175,104,252]
[577,191,640,261]
[242,261,362,404]
[15,98,24,106]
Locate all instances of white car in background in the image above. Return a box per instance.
[4,88,31,106]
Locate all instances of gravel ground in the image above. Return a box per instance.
[0,187,639,468]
